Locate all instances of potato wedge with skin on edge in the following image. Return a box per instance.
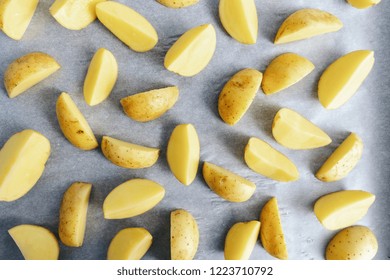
[347,0,381,9]
[157,0,198,8]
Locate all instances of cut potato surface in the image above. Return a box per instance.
[347,0,381,9]
[157,0,198,8]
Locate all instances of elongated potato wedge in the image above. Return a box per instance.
[218,68,262,125]
[165,24,216,77]
[0,129,50,202]
[274,9,343,44]
[56,92,98,150]
[157,0,198,8]
[103,179,165,219]
[347,0,381,9]
[107,228,152,260]
[316,133,363,182]
[4,52,60,98]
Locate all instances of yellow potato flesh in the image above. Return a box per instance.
[167,124,200,185]
[318,50,375,109]
[164,24,216,77]
[107,228,152,260]
[157,0,198,8]
[8,225,59,260]
[316,133,363,182]
[224,221,260,260]
[202,162,256,202]
[244,137,299,182]
[0,130,50,202]
[347,0,381,9]
[59,182,92,247]
[314,190,375,230]
[272,108,331,149]
[219,0,258,44]
[103,179,165,219]
[96,1,158,52]
[84,48,118,106]
[0,0,39,40]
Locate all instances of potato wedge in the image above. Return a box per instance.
[0,129,50,202]
[101,136,159,169]
[171,209,199,260]
[218,68,262,125]
[202,162,256,202]
[107,228,152,260]
[56,92,98,150]
[164,24,216,77]
[120,86,179,122]
[4,52,60,98]
[8,225,59,260]
[59,182,92,247]
[274,9,343,44]
[318,50,375,109]
[157,0,198,8]
[316,133,363,182]
[103,179,165,219]
[347,0,381,9]
[219,0,258,44]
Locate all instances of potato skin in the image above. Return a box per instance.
[157,0,199,8]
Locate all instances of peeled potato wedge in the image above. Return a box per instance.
[96,1,158,52]
[219,0,258,44]
[274,9,343,44]
[4,52,60,98]
[165,24,216,77]
[347,0,381,9]
[218,68,262,125]
[318,50,375,109]
[157,0,198,8]
[120,86,179,122]
[8,225,59,260]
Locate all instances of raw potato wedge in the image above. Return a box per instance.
[202,162,256,202]
[260,197,288,260]
[347,0,381,9]
[219,0,258,44]
[50,0,106,30]
[274,9,343,44]
[157,0,198,8]
[218,68,262,125]
[167,124,200,186]
[316,133,363,182]
[0,0,39,40]
[244,137,299,182]
[326,226,378,260]
[272,108,331,150]
[56,92,98,150]
[107,228,152,260]
[262,53,315,94]
[59,182,92,247]
[171,209,199,260]
[120,86,179,122]
[101,136,159,169]
[318,50,375,109]
[4,52,60,98]
[165,24,216,77]
[103,179,165,219]
[224,221,260,260]
[96,1,158,52]
[8,225,59,260]
[314,190,375,230]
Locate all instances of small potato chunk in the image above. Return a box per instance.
[165,24,216,77]
[274,9,343,44]
[171,209,199,260]
[316,133,363,182]
[59,182,92,247]
[157,0,198,8]
[4,52,60,98]
[202,162,256,202]
[272,108,331,150]
[8,225,59,260]
[219,0,258,44]
[120,86,179,122]
[326,226,378,260]
[218,68,262,125]
[0,129,50,202]
[347,0,381,9]
[56,92,98,150]
[224,221,260,260]
[96,1,158,52]
[107,228,152,260]
[103,179,165,219]
[314,190,375,230]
